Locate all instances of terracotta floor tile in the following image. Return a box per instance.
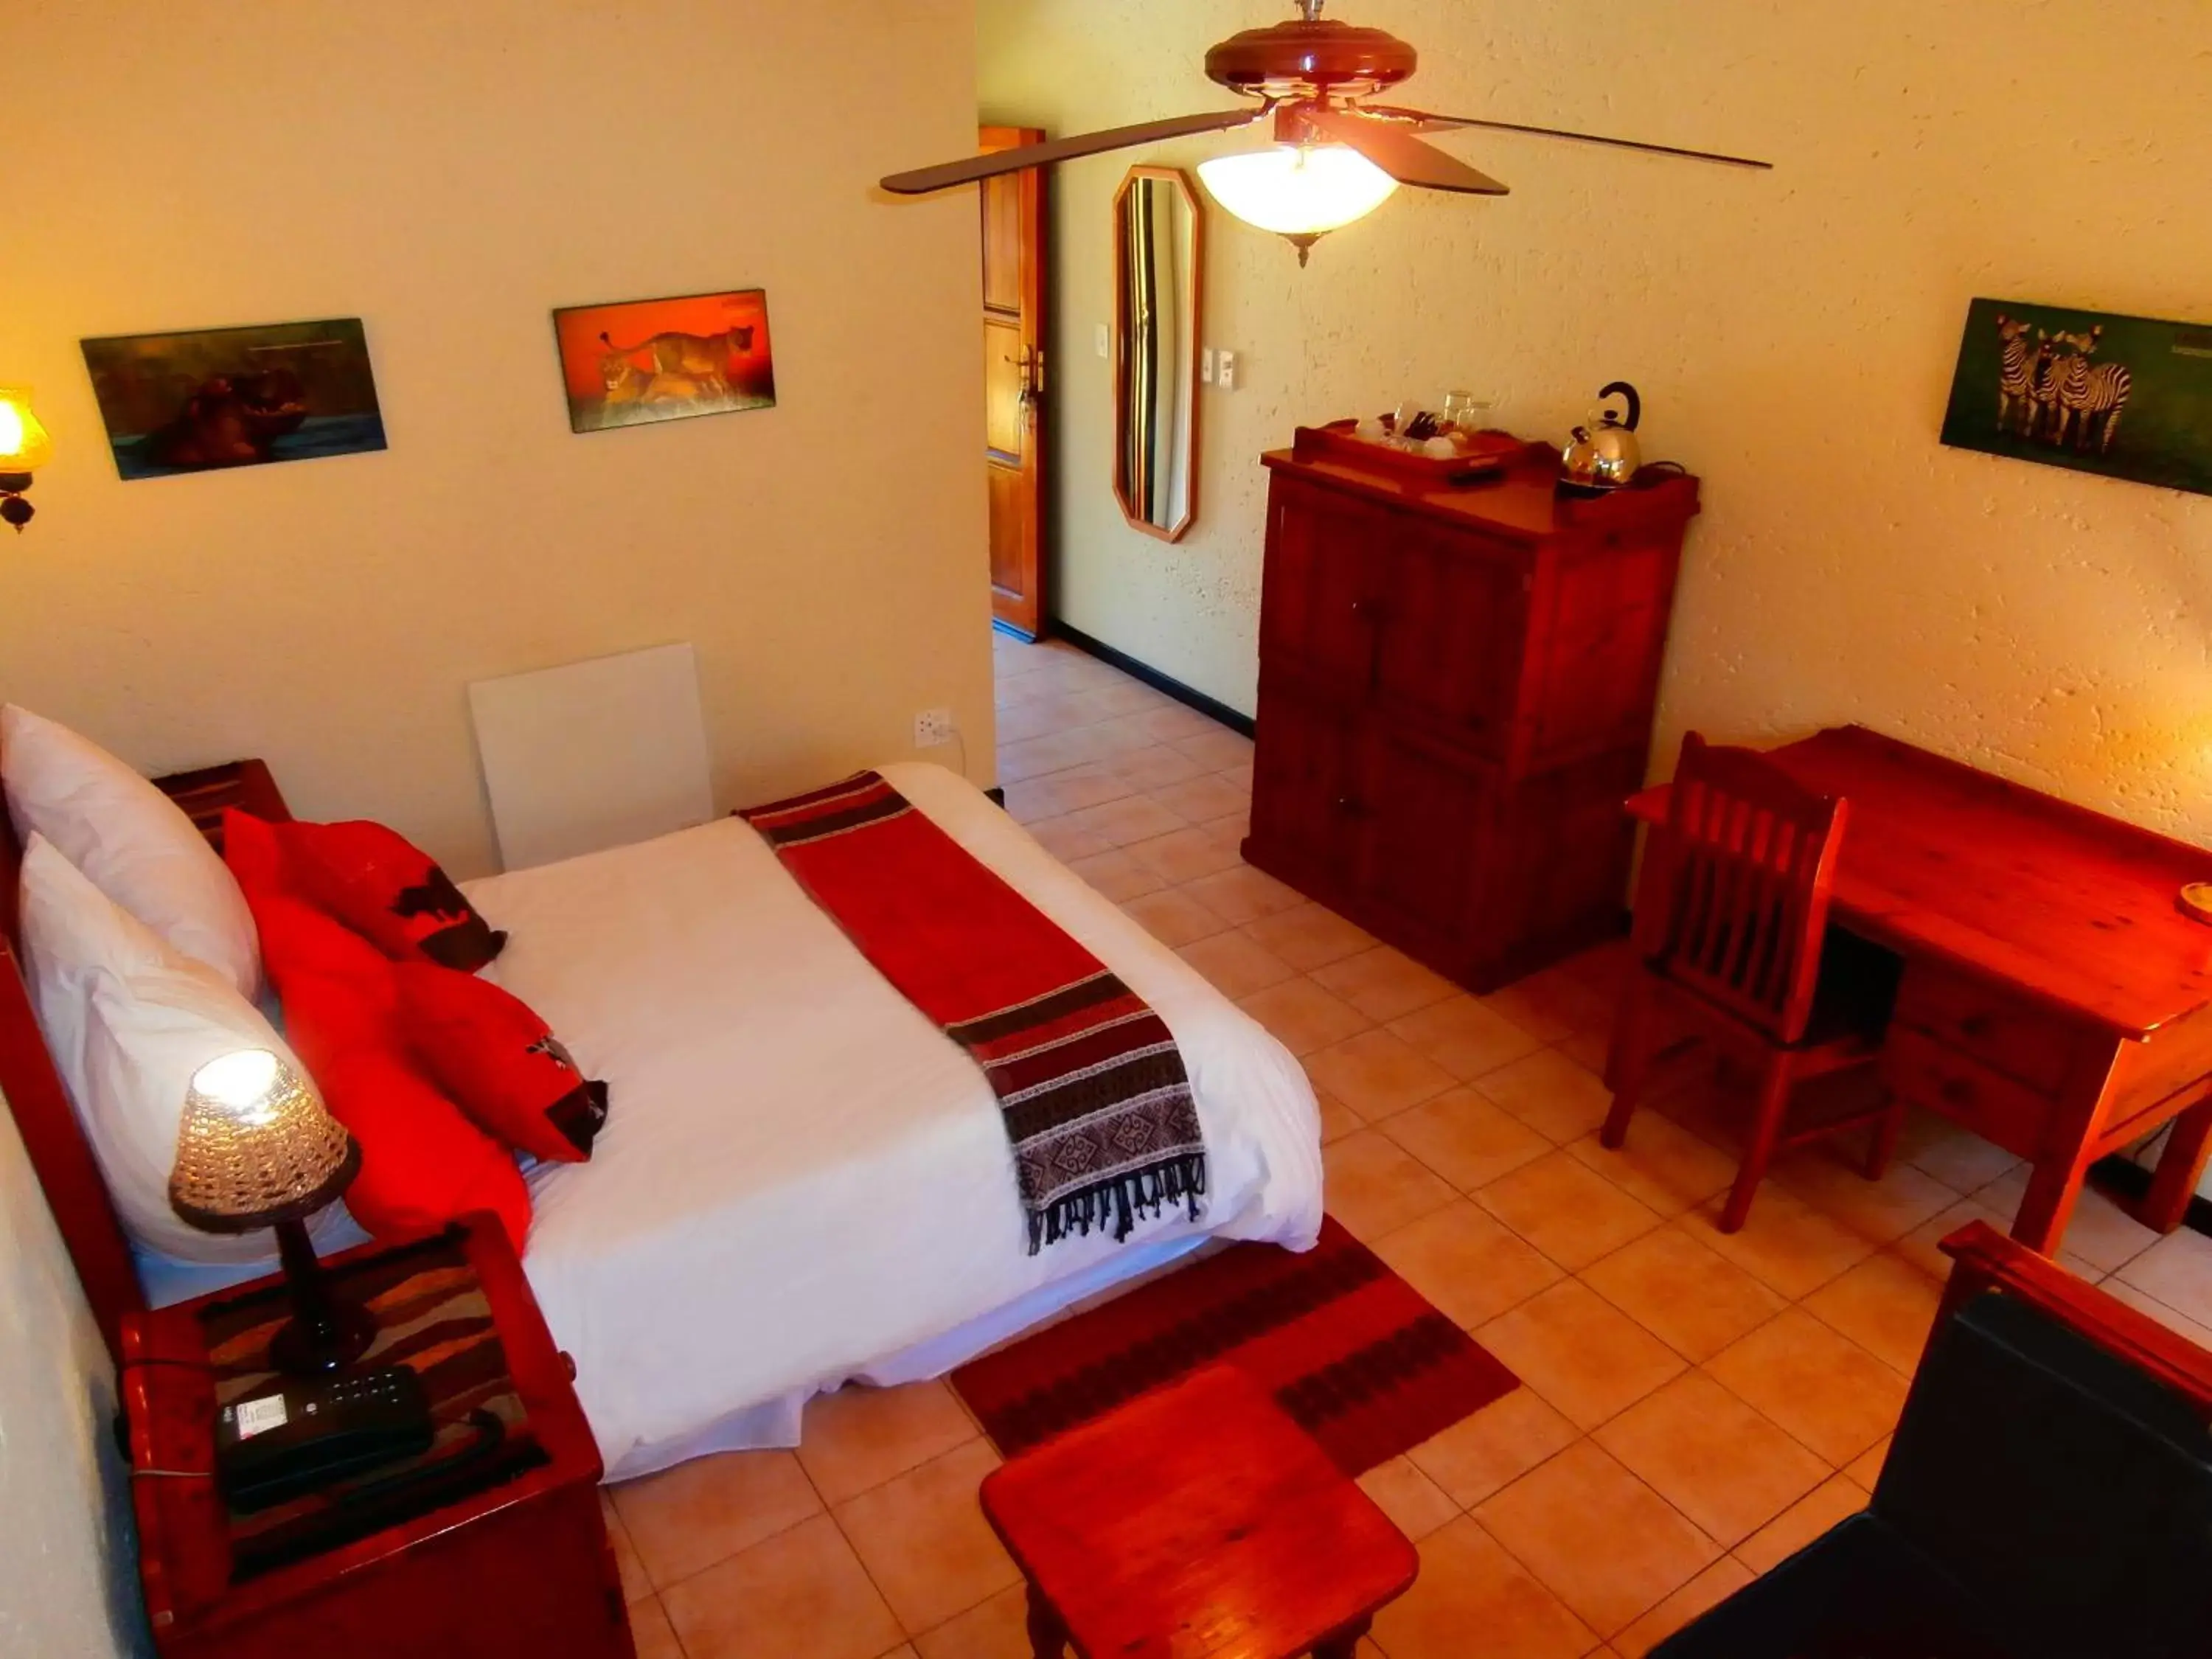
[602,1492,653,1604]
[1240,900,1379,971]
[1475,1048,1617,1145]
[1381,1086,1554,1193]
[998,727,1114,783]
[1612,1557,1756,1658]
[912,1585,1032,1659]
[1896,1110,2021,1194]
[1481,964,1613,1046]
[1770,1143,1960,1246]
[1198,806,1252,845]
[1475,1440,1722,1637]
[1475,1280,1687,1430]
[629,1596,684,1659]
[1239,977,1371,1057]
[1408,1388,1582,1509]
[1706,1310,1909,1464]
[1177,930,1297,998]
[1180,862,1303,925]
[832,1440,1018,1635]
[1023,813,1115,863]
[1388,995,1545,1082]
[1105,742,1208,790]
[1087,677,1173,714]
[1579,1224,1789,1363]
[1065,846,1166,902]
[1968,1169,2158,1275]
[1306,1029,1456,1119]
[1121,824,1242,884]
[661,1512,905,1659]
[1324,1129,1458,1240]
[610,1447,824,1590]
[1217,760,1256,792]
[1476,1150,1664,1271]
[1001,761,1135,822]
[795,1380,979,1506]
[1121,885,1231,948]
[1801,1251,1944,1376]
[2101,1277,2212,1349]
[1371,1200,1564,1329]
[1843,1436,1893,1488]
[1318,1088,1365,1142]
[1893,1196,2017,1281]
[1370,1516,1598,1659]
[2115,1225,2212,1326]
[1150,770,1248,825]
[1558,1026,1613,1074]
[1174,728,1256,771]
[1688,1186,1876,1300]
[1060,792,1189,848]
[1732,1473,1871,1574]
[1568,1116,1739,1217]
[1593,1371,1829,1547]
[1356,1454,1463,1541]
[1312,945,1461,1023]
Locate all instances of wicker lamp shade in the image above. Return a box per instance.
[170,1049,360,1234]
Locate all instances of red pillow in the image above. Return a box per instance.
[277,818,506,972]
[394,962,608,1163]
[307,1041,531,1252]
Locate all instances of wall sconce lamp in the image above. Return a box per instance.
[0,386,55,532]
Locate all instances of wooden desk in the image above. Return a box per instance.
[1627,725,2212,1255]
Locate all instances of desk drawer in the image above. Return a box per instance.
[1880,1028,2053,1161]
[1891,963,2079,1096]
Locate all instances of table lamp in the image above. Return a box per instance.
[170,1048,376,1375]
[0,385,53,532]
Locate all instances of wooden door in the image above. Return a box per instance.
[1359,727,1495,959]
[1373,525,1527,757]
[1249,678,1366,888]
[1258,479,1385,692]
[982,125,1048,639]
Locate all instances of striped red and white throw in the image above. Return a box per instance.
[739,772,1207,1253]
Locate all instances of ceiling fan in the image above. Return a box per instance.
[883,0,1772,264]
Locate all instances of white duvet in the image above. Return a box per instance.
[462,762,1323,1481]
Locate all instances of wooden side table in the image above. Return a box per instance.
[978,1364,1419,1659]
[120,1212,633,1659]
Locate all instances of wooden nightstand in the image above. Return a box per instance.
[120,1213,635,1659]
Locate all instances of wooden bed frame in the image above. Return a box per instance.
[0,759,291,1363]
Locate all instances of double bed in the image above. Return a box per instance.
[6,758,1324,1482]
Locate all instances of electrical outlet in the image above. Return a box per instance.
[1201,348,1216,383]
[1094,323,1110,359]
[913,707,956,748]
[1217,350,1239,390]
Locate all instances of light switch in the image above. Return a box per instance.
[1201,348,1215,384]
[1217,350,1239,391]
[1094,323,1110,359]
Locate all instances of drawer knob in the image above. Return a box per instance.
[1333,795,1364,817]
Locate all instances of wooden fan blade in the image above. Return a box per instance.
[1301,107,1509,195]
[881,109,1265,195]
[1366,106,1773,170]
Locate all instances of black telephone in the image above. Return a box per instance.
[215,1366,435,1513]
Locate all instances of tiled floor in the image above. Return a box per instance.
[604,630,2212,1659]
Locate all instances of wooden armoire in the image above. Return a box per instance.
[1243,432,1700,992]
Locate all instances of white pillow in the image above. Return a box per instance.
[18,834,338,1266]
[2,704,261,1000]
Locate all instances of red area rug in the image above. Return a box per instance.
[951,1217,1520,1475]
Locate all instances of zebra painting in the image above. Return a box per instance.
[1994,313,2038,435]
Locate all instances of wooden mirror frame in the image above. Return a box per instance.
[1111,166,1205,545]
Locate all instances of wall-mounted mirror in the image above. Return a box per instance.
[1113,166,1203,543]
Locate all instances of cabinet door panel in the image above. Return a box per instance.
[1260,481,1384,690]
[1357,728,1494,948]
[1373,526,1526,751]
[1251,678,1364,883]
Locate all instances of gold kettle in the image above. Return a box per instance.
[1561,382,1644,490]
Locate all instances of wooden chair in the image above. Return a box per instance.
[1601,732,1905,1232]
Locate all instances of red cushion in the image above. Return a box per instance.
[394,962,608,1163]
[276,818,506,971]
[307,1040,532,1252]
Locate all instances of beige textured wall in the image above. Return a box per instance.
[0,1097,147,1659]
[981,1,2212,837]
[5,0,990,878]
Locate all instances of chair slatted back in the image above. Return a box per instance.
[1635,733,1849,1046]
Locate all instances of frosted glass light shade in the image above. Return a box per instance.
[0,386,53,473]
[1197,145,1399,248]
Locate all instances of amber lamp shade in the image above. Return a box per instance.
[0,386,52,533]
[170,1049,376,1374]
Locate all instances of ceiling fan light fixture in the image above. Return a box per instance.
[1196,142,1399,264]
